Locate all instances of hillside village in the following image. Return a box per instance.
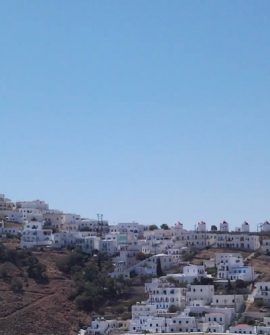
[1,193,270,335]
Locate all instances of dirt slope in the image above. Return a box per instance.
[0,244,90,335]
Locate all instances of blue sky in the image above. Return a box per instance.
[1,1,270,229]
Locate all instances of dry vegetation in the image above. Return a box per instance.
[0,239,90,335]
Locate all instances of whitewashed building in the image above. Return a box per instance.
[220,221,229,232]
[87,318,129,335]
[186,285,214,305]
[146,279,187,312]
[255,282,270,306]
[261,239,270,255]
[20,221,53,248]
[261,221,270,232]
[229,324,256,334]
[211,294,244,312]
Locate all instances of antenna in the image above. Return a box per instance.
[97,213,103,224]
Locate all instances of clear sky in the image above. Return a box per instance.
[1,1,270,230]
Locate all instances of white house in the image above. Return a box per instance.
[215,253,243,266]
[18,208,44,223]
[0,194,15,212]
[43,210,63,229]
[131,302,157,318]
[215,233,260,250]
[216,253,255,281]
[257,317,270,335]
[79,236,101,254]
[52,231,83,248]
[115,222,145,236]
[183,264,206,278]
[255,282,270,306]
[20,221,53,249]
[0,220,22,236]
[229,324,256,334]
[79,218,109,235]
[228,266,255,282]
[204,312,226,327]
[16,200,49,211]
[99,239,118,255]
[4,210,24,224]
[166,314,198,333]
[261,239,270,255]
[261,222,270,232]
[211,294,244,312]
[186,285,214,305]
[241,222,250,233]
[197,221,207,232]
[145,277,187,312]
[128,254,175,277]
[220,221,229,232]
[87,318,129,335]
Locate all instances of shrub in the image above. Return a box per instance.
[182,249,197,262]
[206,267,217,276]
[168,305,178,313]
[254,298,264,307]
[74,294,94,311]
[149,225,158,231]
[56,252,87,274]
[235,279,248,289]
[27,262,48,283]
[136,252,151,261]
[113,304,125,314]
[10,278,23,293]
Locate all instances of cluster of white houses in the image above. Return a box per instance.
[85,270,270,335]
[2,194,270,335]
[85,258,270,335]
[1,194,270,276]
